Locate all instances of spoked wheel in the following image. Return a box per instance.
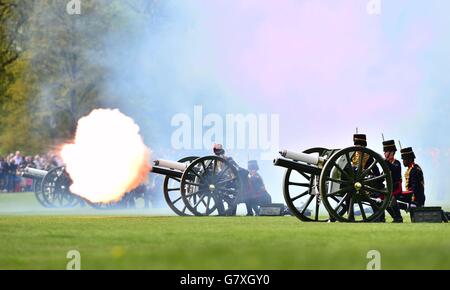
[320,146,393,222]
[163,156,199,216]
[180,156,242,216]
[33,178,51,207]
[283,147,336,222]
[41,166,81,208]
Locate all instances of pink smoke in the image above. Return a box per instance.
[194,0,431,147]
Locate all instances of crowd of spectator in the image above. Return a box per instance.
[0,151,63,193]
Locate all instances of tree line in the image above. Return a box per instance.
[0,0,157,155]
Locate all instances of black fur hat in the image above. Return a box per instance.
[383,140,397,152]
[353,134,367,147]
[401,147,416,160]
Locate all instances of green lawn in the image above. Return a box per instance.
[0,193,449,269]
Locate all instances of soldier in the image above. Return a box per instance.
[246,160,272,216]
[352,134,380,174]
[400,147,425,207]
[352,134,370,167]
[382,140,403,223]
[330,134,373,222]
[352,134,383,221]
[212,144,248,216]
[213,144,241,172]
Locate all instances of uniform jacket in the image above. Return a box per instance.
[387,159,402,196]
[405,163,425,205]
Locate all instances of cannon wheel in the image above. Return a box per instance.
[283,147,334,222]
[40,166,81,208]
[320,146,393,222]
[163,156,199,216]
[180,156,242,216]
[33,178,52,208]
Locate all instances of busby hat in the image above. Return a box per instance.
[383,140,397,152]
[400,147,416,160]
[353,134,367,147]
[248,160,259,171]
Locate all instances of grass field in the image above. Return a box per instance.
[1,193,450,270]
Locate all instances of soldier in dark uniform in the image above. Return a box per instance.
[400,147,425,207]
[330,134,378,222]
[246,160,272,216]
[383,140,403,222]
[351,134,380,176]
[213,144,249,216]
[352,134,383,221]
[352,134,369,164]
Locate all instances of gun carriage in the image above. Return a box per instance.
[152,155,245,216]
[21,154,247,216]
[21,166,82,208]
[22,143,393,222]
[274,146,393,222]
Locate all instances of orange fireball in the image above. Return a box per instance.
[60,108,151,203]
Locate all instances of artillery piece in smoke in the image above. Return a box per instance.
[21,166,82,208]
[274,146,393,222]
[22,153,246,215]
[23,165,150,210]
[152,155,245,216]
[22,167,135,209]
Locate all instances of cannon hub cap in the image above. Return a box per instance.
[208,184,216,192]
[354,182,362,191]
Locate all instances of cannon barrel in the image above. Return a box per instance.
[154,159,187,172]
[20,167,48,179]
[273,158,322,176]
[279,150,325,167]
[151,159,188,179]
[151,166,183,179]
